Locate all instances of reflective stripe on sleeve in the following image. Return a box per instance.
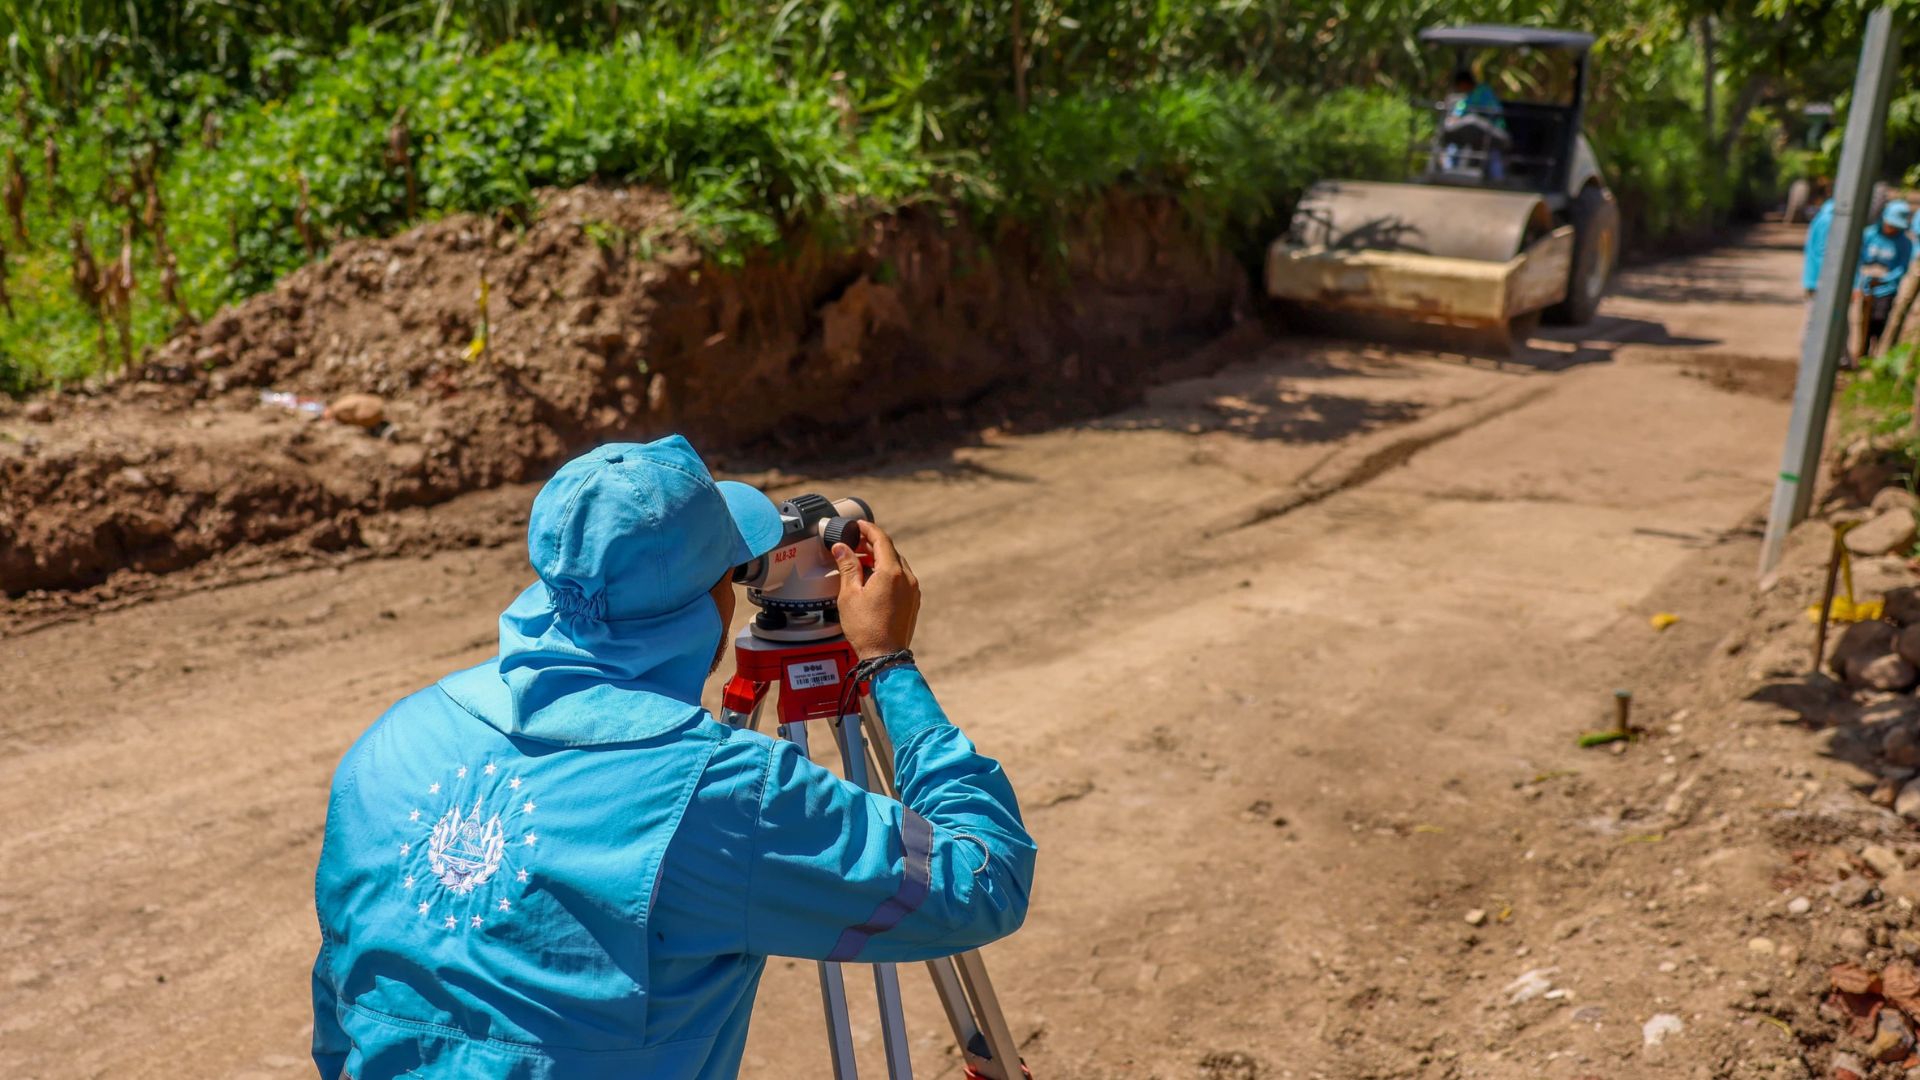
[826,809,933,962]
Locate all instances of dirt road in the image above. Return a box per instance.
[1,228,1811,1078]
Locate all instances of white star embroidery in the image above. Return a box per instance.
[404,875,415,889]
[516,868,528,883]
[429,782,440,795]
[523,832,538,846]
[484,762,497,776]
[469,914,484,929]
[456,766,468,779]
[508,777,522,791]
[408,809,420,822]
[498,898,512,912]
[522,800,536,815]
[443,915,457,930]
[417,901,430,916]
[399,842,411,857]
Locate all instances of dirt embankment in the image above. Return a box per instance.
[1660,438,1920,1076]
[0,187,1244,597]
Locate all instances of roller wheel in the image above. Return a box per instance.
[1546,184,1619,326]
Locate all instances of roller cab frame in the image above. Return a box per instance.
[1267,24,1620,349]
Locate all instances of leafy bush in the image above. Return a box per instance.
[1602,120,1728,248]
[1844,343,1920,439]
[161,35,941,300]
[994,79,1417,253]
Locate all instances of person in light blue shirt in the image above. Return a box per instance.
[1856,198,1916,352]
[311,436,1036,1079]
[1802,179,1834,295]
[1441,67,1507,180]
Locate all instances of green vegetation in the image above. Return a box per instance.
[1845,344,1920,440]
[0,1,1890,393]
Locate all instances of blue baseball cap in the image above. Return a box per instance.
[1886,200,1913,230]
[437,435,787,744]
[525,436,784,621]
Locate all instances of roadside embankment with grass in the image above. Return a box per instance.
[0,2,1811,396]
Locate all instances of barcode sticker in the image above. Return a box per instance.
[787,660,841,690]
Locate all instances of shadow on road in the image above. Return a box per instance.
[1082,386,1422,442]
[1613,272,1804,307]
[1524,314,1720,370]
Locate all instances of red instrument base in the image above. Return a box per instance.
[721,632,865,728]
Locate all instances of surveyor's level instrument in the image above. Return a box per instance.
[718,631,1031,1080]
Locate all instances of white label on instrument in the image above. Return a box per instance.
[787,660,841,690]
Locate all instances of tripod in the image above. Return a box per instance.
[719,630,1030,1080]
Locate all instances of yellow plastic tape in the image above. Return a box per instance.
[1806,597,1886,623]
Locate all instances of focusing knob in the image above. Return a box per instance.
[782,493,835,525]
[821,516,862,552]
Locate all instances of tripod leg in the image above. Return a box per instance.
[857,700,1029,1079]
[783,719,861,1079]
[836,712,915,1080]
[951,951,1022,1079]
[925,956,991,1071]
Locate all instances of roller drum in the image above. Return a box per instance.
[1289,180,1553,263]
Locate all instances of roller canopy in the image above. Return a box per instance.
[1419,25,1595,52]
[1288,181,1554,264]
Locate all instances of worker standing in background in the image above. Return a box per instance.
[1854,199,1915,358]
[1802,177,1834,298]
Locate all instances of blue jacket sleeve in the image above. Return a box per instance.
[743,666,1036,963]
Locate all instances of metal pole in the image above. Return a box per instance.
[1758,6,1902,576]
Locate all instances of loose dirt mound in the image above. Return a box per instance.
[0,187,1243,597]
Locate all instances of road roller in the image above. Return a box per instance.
[1267,24,1620,353]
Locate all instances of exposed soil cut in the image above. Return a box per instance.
[0,186,1243,597]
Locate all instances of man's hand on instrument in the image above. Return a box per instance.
[832,520,920,660]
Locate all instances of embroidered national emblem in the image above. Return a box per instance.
[427,796,507,895]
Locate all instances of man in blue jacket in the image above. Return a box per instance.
[311,436,1036,1079]
[1803,177,1834,297]
[1856,198,1916,355]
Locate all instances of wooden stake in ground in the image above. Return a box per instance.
[1813,520,1861,671]
[469,259,492,363]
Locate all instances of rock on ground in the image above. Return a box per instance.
[1874,487,1920,514]
[325,393,386,429]
[1854,652,1917,690]
[1846,509,1919,558]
